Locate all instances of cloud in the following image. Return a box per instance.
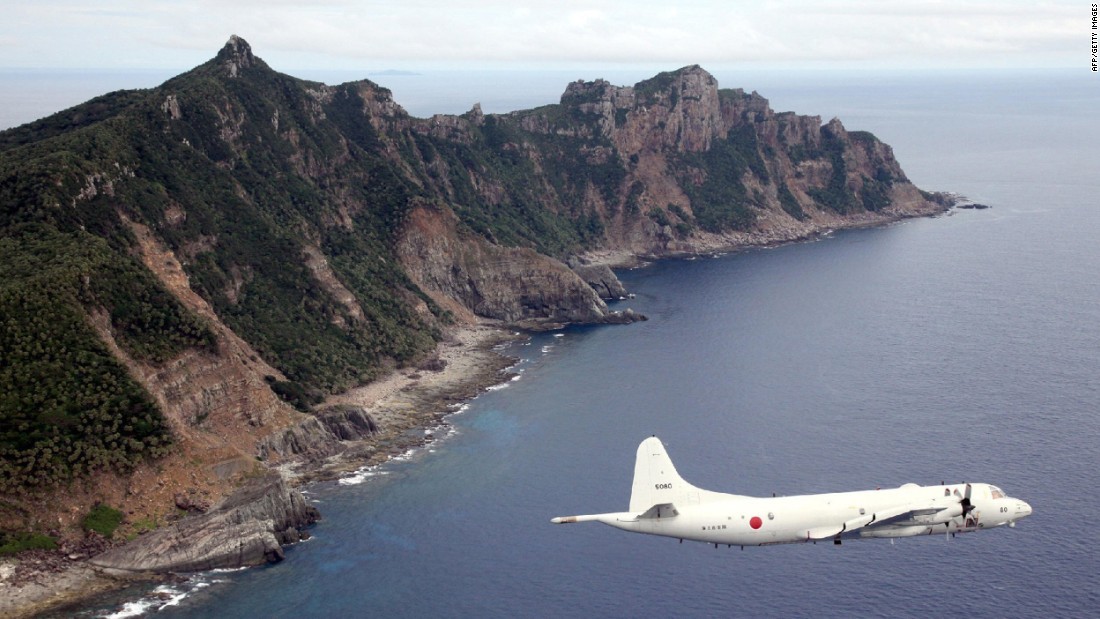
[0,0,1080,69]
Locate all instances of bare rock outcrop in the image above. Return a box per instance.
[257,406,379,461]
[89,473,318,574]
[397,206,617,327]
[570,261,629,300]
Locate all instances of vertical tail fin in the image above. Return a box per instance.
[629,436,706,512]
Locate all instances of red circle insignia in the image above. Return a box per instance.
[749,516,763,529]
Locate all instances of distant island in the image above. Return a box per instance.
[0,35,953,616]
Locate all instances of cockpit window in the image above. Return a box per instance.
[990,486,1005,500]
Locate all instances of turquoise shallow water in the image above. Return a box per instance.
[34,70,1100,618]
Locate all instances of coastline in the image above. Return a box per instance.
[300,322,522,482]
[0,321,521,619]
[0,203,953,618]
[582,200,952,269]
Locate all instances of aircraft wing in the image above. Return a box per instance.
[805,504,924,541]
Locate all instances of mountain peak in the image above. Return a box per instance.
[217,35,257,78]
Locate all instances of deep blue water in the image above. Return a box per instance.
[27,70,1100,617]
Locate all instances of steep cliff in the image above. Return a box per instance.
[396,205,619,328]
[495,66,939,257]
[0,36,948,549]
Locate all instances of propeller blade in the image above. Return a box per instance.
[960,483,974,519]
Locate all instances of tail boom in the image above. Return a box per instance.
[551,512,636,525]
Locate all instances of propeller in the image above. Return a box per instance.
[941,483,974,538]
[959,483,974,520]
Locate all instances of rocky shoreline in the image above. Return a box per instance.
[0,200,960,619]
[0,324,521,619]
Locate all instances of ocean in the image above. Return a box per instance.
[10,67,1099,618]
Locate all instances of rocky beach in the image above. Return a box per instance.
[0,322,522,618]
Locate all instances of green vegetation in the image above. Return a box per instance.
[668,204,695,236]
[860,176,893,211]
[126,515,160,540]
[266,377,322,413]
[848,130,880,144]
[82,503,124,538]
[786,143,821,165]
[778,183,808,221]
[0,227,184,491]
[807,129,895,213]
[634,70,681,107]
[405,105,626,257]
[647,207,671,227]
[677,125,768,232]
[806,129,859,214]
[0,531,58,555]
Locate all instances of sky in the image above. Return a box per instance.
[0,0,1087,72]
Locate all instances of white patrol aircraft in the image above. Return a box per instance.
[551,437,1032,547]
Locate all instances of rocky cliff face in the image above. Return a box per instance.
[492,65,940,258]
[257,405,379,462]
[396,206,612,327]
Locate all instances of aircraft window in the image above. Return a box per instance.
[944,489,950,497]
[990,486,1005,500]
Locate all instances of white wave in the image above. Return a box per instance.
[103,600,156,619]
[553,333,565,338]
[155,586,188,608]
[101,585,188,618]
[337,468,389,486]
[209,567,249,573]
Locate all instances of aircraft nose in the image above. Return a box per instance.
[1017,500,1033,518]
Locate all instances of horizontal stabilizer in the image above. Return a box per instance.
[637,503,679,519]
